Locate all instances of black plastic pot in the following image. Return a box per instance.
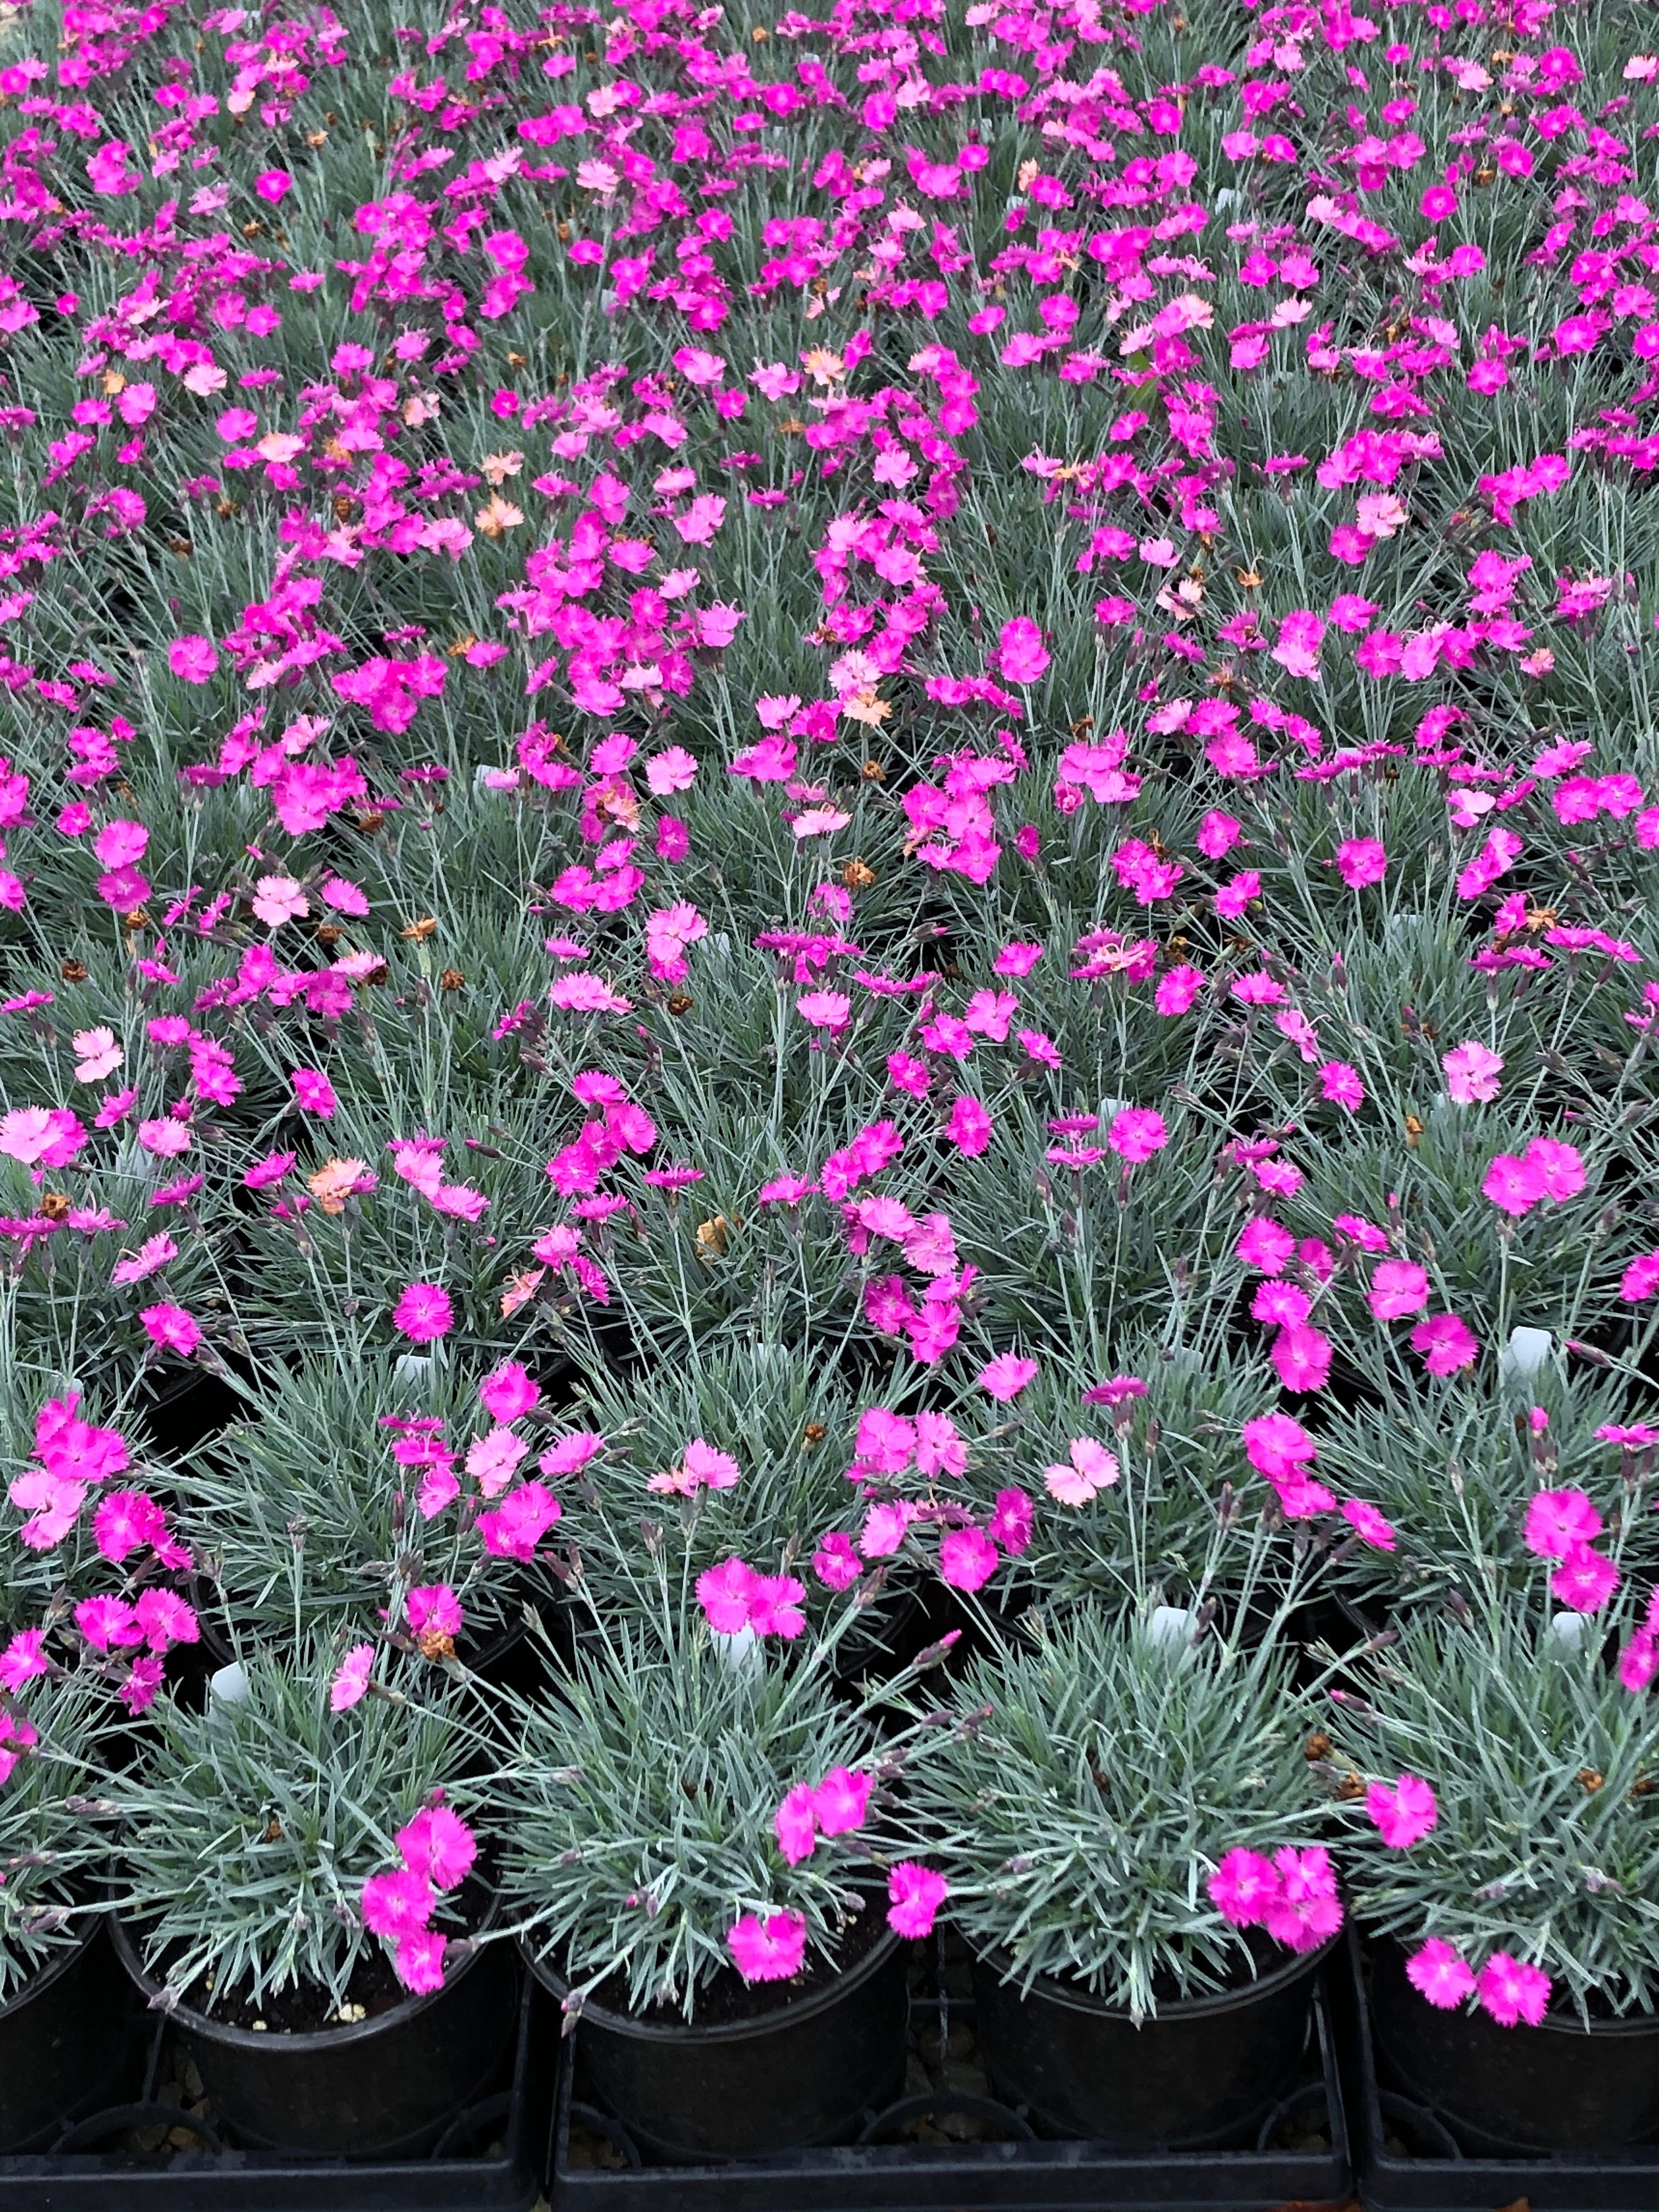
[526,1926,909,2160]
[972,1937,1327,2146]
[109,1909,519,2157]
[0,1918,131,2151]
[1369,1937,1659,2151]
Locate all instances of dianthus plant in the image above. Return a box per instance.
[0,1675,116,2000]
[114,1638,484,2015]
[495,1613,951,2019]
[1327,1598,1659,2024]
[898,1602,1338,2017]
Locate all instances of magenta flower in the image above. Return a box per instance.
[1341,1498,1396,1551]
[812,1532,862,1590]
[977,1353,1037,1402]
[939,1526,998,1592]
[994,615,1049,685]
[0,1629,48,1691]
[478,1361,540,1423]
[393,1282,454,1344]
[727,1910,806,1984]
[812,1767,872,1836]
[1365,1773,1438,1849]
[406,1585,463,1643]
[290,1068,337,1118]
[887,1863,948,1938]
[775,1785,817,1866]
[1475,1952,1551,2028]
[1242,1412,1316,1481]
[397,1805,476,1890]
[1407,1939,1476,2010]
[945,1095,993,1156]
[1620,1253,1659,1303]
[1207,1848,1278,1927]
[1263,1846,1344,1953]
[1334,838,1387,889]
[1551,1543,1620,1613]
[696,1556,755,1633]
[394,1930,448,1995]
[1271,1324,1331,1395]
[747,1572,806,1639]
[1522,1488,1602,1560]
[1483,1152,1545,1217]
[1525,1136,1584,1203]
[167,634,219,684]
[1237,1217,1295,1274]
[1317,1062,1364,1109]
[1410,1313,1478,1376]
[1107,1107,1167,1163]
[1368,1261,1429,1321]
[362,1869,434,1940]
[138,1302,202,1357]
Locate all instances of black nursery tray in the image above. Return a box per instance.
[0,1965,543,2212]
[1338,1929,1659,2212]
[550,1937,1351,2212]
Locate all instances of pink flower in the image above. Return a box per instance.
[1407,1939,1476,2010]
[813,1532,862,1590]
[1263,1846,1344,1953]
[0,1629,48,1691]
[1242,1412,1316,1481]
[478,1361,540,1423]
[397,1805,476,1889]
[1621,1254,1659,1304]
[887,1862,948,1938]
[1442,1042,1503,1104]
[1335,838,1387,889]
[775,1785,818,1865]
[727,1910,806,1983]
[1107,1108,1167,1163]
[1317,1062,1365,1109]
[330,1644,375,1711]
[939,1526,998,1591]
[75,1595,141,1651]
[406,1584,462,1640]
[1483,1151,1545,1217]
[747,1573,806,1639]
[977,1353,1037,1402]
[1272,1324,1332,1395]
[363,1869,434,1939]
[1342,1498,1396,1551]
[1524,1136,1584,1204]
[1410,1313,1479,1376]
[995,616,1049,685]
[696,1557,755,1633]
[394,1930,448,1994]
[393,1282,453,1344]
[1208,1848,1278,1927]
[1476,1952,1551,2028]
[989,1488,1034,1555]
[1523,1488,1602,1560]
[945,1096,993,1156]
[1369,1261,1429,1321]
[167,634,218,684]
[134,1588,198,1652]
[1551,1543,1620,1613]
[291,1068,337,1119]
[139,1302,202,1357]
[1366,1774,1438,1849]
[812,1768,872,1836]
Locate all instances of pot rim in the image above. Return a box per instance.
[109,1886,501,2054]
[974,1931,1332,2023]
[0,1911,105,2024]
[523,1917,902,2045]
[1374,1934,1659,2040]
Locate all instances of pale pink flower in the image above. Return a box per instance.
[252,874,308,926]
[977,1353,1037,1402]
[1442,1041,1503,1104]
[1044,1436,1119,1505]
[72,1026,123,1083]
